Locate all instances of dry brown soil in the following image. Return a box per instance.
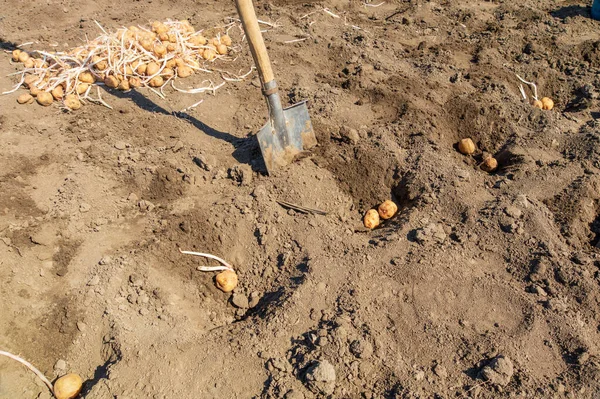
[2,0,600,398]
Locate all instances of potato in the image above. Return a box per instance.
[167,43,177,52]
[158,32,169,41]
[532,99,543,109]
[53,373,83,399]
[140,39,153,52]
[202,49,216,61]
[23,58,35,69]
[189,35,207,46]
[215,270,238,292]
[146,62,160,76]
[118,79,130,91]
[78,71,95,84]
[12,49,21,62]
[76,83,90,95]
[177,66,193,78]
[64,94,82,110]
[29,85,41,97]
[36,91,53,106]
[136,63,147,75]
[480,157,498,173]
[168,33,177,43]
[153,44,167,56]
[378,200,398,220]
[165,58,177,69]
[541,97,554,110]
[17,93,34,104]
[363,209,380,229]
[161,68,175,79]
[129,76,142,88]
[148,76,164,87]
[51,85,64,100]
[18,51,30,63]
[23,75,37,88]
[457,138,476,155]
[216,44,228,55]
[220,35,232,46]
[104,75,119,88]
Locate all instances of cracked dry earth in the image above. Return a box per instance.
[2,0,600,398]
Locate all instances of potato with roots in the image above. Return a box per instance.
[36,91,53,106]
[17,93,34,104]
[64,94,82,110]
[216,270,238,292]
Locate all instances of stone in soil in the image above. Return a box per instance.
[479,355,514,387]
[305,360,336,395]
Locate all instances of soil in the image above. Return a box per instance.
[2,0,600,398]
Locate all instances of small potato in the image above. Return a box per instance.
[11,49,21,62]
[541,97,554,110]
[18,51,30,63]
[23,58,35,69]
[202,49,216,61]
[216,44,228,55]
[136,63,147,75]
[17,93,34,104]
[36,91,53,106]
[363,209,380,229]
[177,66,193,78]
[129,76,142,88]
[148,76,164,87]
[215,270,238,292]
[220,35,232,46]
[480,157,498,173]
[189,35,207,46]
[165,58,177,69]
[532,99,543,109]
[78,71,95,84]
[104,75,119,89]
[168,33,177,43]
[29,85,42,97]
[161,68,175,79]
[76,83,90,95]
[378,200,398,220]
[23,75,37,88]
[167,42,177,52]
[53,373,83,399]
[158,32,169,41]
[457,138,476,155]
[117,79,130,91]
[146,62,160,76]
[153,44,167,57]
[51,85,64,100]
[63,94,81,110]
[140,39,153,51]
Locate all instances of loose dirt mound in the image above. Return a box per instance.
[2,0,600,398]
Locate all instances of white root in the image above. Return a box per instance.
[178,249,235,271]
[0,350,55,396]
[516,74,539,101]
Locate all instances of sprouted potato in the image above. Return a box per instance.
[6,19,237,110]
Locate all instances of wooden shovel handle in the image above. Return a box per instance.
[235,0,275,85]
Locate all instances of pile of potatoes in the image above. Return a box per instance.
[9,20,233,110]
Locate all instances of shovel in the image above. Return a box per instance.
[235,0,317,174]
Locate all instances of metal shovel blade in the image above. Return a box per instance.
[257,100,317,174]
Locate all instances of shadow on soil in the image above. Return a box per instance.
[550,5,590,20]
[107,87,267,172]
